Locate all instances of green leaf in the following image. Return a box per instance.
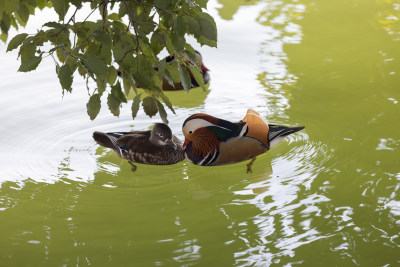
[82,54,108,76]
[6,33,28,52]
[111,81,127,103]
[171,31,185,52]
[0,13,11,34]
[178,64,191,92]
[196,0,209,9]
[56,48,65,63]
[58,64,73,91]
[174,15,186,36]
[87,94,101,120]
[188,65,205,89]
[123,75,136,95]
[108,13,120,21]
[96,76,107,95]
[185,16,200,36]
[196,12,217,46]
[155,99,168,124]
[19,39,36,62]
[142,96,158,117]
[158,58,167,76]
[131,94,141,119]
[100,45,112,65]
[160,94,175,114]
[92,30,111,47]
[43,22,63,29]
[107,66,118,85]
[167,61,180,83]
[18,56,42,72]
[107,93,121,116]
[184,48,200,68]
[66,56,78,72]
[164,34,174,54]
[154,0,172,10]
[10,15,19,30]
[38,0,50,9]
[150,32,164,55]
[132,72,153,89]
[52,0,70,21]
[0,33,8,43]
[69,0,81,7]
[16,2,30,24]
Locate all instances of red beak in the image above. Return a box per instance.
[201,64,209,72]
[183,138,191,148]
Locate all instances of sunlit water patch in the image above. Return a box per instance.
[256,0,305,118]
[222,136,333,265]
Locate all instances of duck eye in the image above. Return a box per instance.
[188,130,193,134]
[159,133,163,137]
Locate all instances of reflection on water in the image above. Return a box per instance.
[378,0,400,40]
[1,0,400,266]
[257,1,305,119]
[226,138,333,265]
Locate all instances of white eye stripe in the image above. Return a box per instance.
[183,118,231,134]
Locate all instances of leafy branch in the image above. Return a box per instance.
[1,0,217,123]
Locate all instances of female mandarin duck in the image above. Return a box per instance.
[182,109,305,172]
[93,123,185,171]
[156,50,210,91]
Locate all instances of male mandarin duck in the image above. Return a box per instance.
[158,50,210,91]
[182,109,305,172]
[118,50,210,91]
[93,123,185,170]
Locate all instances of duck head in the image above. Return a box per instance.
[195,50,210,72]
[182,51,210,72]
[150,123,177,150]
[181,114,220,164]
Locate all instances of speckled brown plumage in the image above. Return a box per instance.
[93,123,185,166]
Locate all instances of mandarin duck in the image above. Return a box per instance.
[117,50,210,91]
[93,123,184,171]
[158,50,210,91]
[182,109,305,172]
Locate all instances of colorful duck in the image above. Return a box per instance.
[158,50,210,91]
[182,109,304,172]
[93,123,185,170]
[117,50,210,91]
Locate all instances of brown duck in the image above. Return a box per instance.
[93,123,185,170]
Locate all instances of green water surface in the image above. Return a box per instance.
[0,0,399,266]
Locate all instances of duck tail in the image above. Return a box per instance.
[268,125,305,148]
[93,131,119,150]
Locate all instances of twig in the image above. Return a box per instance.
[122,0,140,53]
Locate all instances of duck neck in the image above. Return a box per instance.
[149,132,163,146]
[191,128,219,157]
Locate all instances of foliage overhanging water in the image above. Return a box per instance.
[0,0,399,266]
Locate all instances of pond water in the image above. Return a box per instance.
[1,0,400,266]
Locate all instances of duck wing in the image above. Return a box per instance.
[121,132,185,165]
[241,109,270,148]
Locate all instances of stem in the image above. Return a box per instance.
[122,0,140,53]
